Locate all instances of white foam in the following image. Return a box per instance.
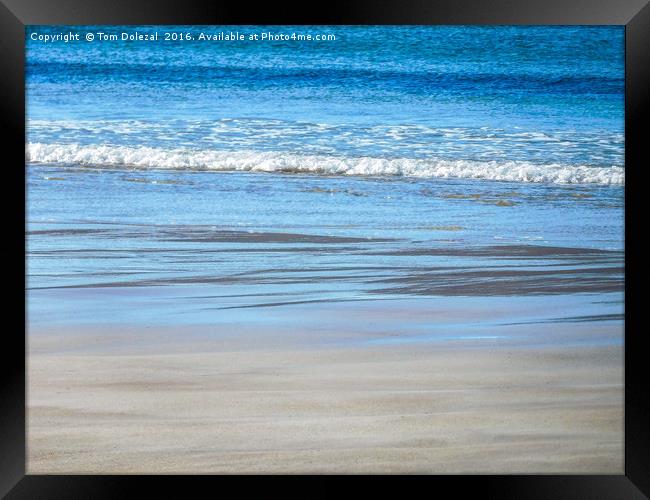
[26,143,625,185]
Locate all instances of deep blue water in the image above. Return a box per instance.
[27,25,624,183]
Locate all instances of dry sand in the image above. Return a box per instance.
[27,331,623,474]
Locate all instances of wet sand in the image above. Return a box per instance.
[28,319,623,474]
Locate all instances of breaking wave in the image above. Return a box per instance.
[27,143,624,185]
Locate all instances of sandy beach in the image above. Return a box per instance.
[28,305,623,474]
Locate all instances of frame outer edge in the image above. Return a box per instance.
[625,2,650,498]
[0,0,649,25]
[0,0,647,497]
[0,1,26,498]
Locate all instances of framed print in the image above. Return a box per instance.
[1,0,648,497]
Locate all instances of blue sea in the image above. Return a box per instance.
[26,26,624,343]
[27,25,625,183]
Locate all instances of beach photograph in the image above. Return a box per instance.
[26,25,624,473]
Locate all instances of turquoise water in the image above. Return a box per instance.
[26,26,624,342]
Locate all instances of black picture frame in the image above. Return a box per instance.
[2,0,648,497]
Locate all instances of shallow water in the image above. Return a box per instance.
[27,166,624,346]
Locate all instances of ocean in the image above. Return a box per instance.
[27,26,624,182]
